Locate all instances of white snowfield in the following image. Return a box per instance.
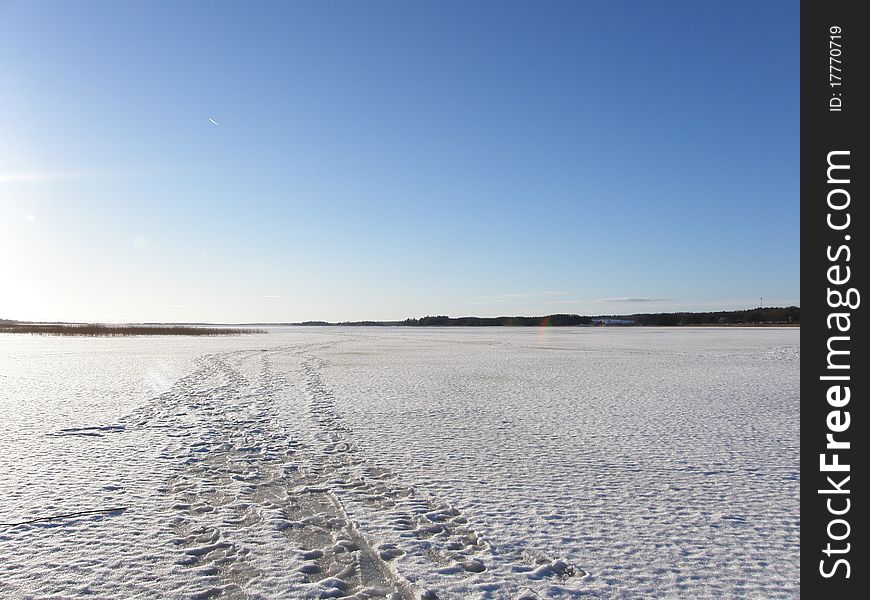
[0,327,799,599]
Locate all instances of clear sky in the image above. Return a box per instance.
[1,0,799,323]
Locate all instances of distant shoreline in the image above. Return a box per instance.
[0,323,265,337]
[1,307,799,332]
[682,323,799,328]
[283,306,800,328]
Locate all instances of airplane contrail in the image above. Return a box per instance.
[208,118,219,126]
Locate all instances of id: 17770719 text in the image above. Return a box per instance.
[829,26,843,112]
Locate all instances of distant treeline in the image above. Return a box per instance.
[622,306,799,326]
[403,314,594,327]
[1,307,799,333]
[0,323,265,336]
[291,306,799,327]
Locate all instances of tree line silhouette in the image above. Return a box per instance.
[1,307,799,333]
[295,306,799,327]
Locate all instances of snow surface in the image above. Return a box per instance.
[0,327,799,599]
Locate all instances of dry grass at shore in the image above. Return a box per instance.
[0,323,265,336]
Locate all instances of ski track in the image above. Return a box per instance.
[0,328,798,599]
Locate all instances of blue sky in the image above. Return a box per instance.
[0,0,799,323]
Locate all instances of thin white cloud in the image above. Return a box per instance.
[209,118,220,126]
[478,291,568,302]
[594,297,672,303]
[542,299,587,305]
[25,214,36,221]
[261,294,280,299]
[171,304,191,309]
[542,297,672,305]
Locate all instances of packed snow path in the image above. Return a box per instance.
[0,328,799,598]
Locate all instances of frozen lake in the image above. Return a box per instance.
[0,327,799,599]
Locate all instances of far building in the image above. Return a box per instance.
[591,318,635,326]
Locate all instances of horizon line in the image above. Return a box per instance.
[1,305,800,327]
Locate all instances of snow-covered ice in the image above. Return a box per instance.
[0,327,799,598]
